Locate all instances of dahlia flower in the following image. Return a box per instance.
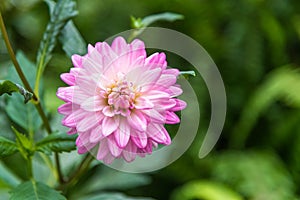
[57,36,186,164]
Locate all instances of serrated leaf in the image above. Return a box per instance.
[0,136,18,158]
[12,127,33,159]
[59,21,87,56]
[10,180,66,200]
[5,52,42,132]
[36,132,76,155]
[35,0,78,96]
[0,80,33,103]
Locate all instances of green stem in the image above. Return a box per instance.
[68,154,94,184]
[0,12,36,102]
[27,156,33,180]
[0,11,64,184]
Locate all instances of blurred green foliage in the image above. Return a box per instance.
[1,0,300,199]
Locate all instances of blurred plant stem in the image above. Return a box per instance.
[58,154,94,193]
[0,11,64,184]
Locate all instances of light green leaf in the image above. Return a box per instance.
[12,127,33,159]
[0,80,33,103]
[10,180,66,200]
[0,136,18,158]
[129,12,184,41]
[59,21,87,56]
[178,70,196,79]
[78,193,154,200]
[171,180,243,200]
[35,0,78,96]
[36,132,76,155]
[141,12,184,27]
[5,52,42,132]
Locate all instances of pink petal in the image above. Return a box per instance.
[102,117,119,136]
[127,111,147,132]
[142,109,165,123]
[170,99,187,111]
[62,109,87,127]
[114,118,130,148]
[61,73,75,86]
[107,136,123,157]
[71,54,83,68]
[90,125,104,143]
[97,140,109,160]
[122,141,137,162]
[165,111,180,124]
[58,102,72,115]
[102,106,115,117]
[145,52,167,70]
[77,113,100,132]
[147,123,171,145]
[111,36,128,55]
[81,96,106,112]
[134,96,154,109]
[131,130,148,148]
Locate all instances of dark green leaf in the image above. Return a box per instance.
[0,80,33,103]
[36,132,76,155]
[5,52,42,132]
[0,136,18,158]
[211,151,297,200]
[0,80,18,96]
[10,180,66,200]
[59,21,87,56]
[35,0,78,93]
[0,161,21,189]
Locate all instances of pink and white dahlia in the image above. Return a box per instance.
[57,36,186,164]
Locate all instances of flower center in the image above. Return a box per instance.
[106,81,136,116]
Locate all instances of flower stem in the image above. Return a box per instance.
[0,11,64,184]
[27,156,33,180]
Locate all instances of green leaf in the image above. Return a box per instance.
[0,136,18,158]
[59,21,87,56]
[36,132,76,155]
[10,180,66,200]
[12,127,33,159]
[231,65,300,147]
[171,180,243,200]
[46,0,86,57]
[0,161,21,189]
[78,193,154,200]
[0,80,33,103]
[0,80,18,96]
[211,151,297,200]
[178,70,196,79]
[129,12,184,41]
[141,12,184,27]
[5,52,42,132]
[35,0,78,96]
